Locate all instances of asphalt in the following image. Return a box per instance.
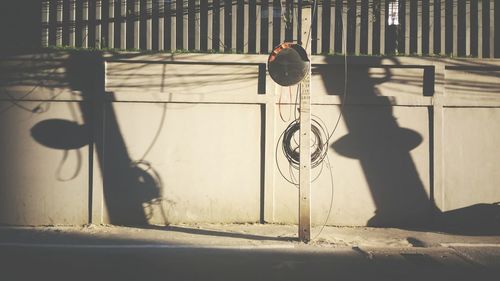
[1,223,499,281]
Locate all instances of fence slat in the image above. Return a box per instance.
[200,0,208,51]
[57,0,63,46]
[249,0,257,53]
[490,0,495,58]
[236,0,244,52]
[429,0,434,54]
[380,0,385,54]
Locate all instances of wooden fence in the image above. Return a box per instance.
[41,0,500,57]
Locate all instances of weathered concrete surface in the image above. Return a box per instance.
[1,224,500,281]
[1,52,500,228]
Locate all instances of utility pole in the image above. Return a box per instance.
[299,5,312,243]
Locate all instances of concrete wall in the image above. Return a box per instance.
[1,51,499,227]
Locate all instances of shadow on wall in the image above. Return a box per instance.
[315,56,500,234]
[315,56,433,227]
[29,51,166,226]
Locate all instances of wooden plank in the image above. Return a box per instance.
[108,0,115,48]
[244,2,249,53]
[158,0,164,51]
[430,0,434,54]
[355,0,361,55]
[195,0,201,50]
[418,0,422,55]
[256,1,261,53]
[82,0,89,47]
[96,0,102,48]
[368,0,373,55]
[200,0,208,51]
[342,0,348,54]
[42,0,50,47]
[453,0,457,56]
[237,0,244,52]
[405,0,410,54]
[299,7,311,243]
[330,0,336,54]
[479,0,483,58]
[249,0,257,53]
[466,0,470,56]
[380,0,385,54]
[147,0,152,50]
[57,0,63,46]
[207,0,214,51]
[120,0,127,49]
[317,2,323,54]
[440,0,445,55]
[490,0,495,58]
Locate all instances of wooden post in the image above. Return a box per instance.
[299,6,312,243]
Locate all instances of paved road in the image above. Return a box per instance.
[1,244,499,281]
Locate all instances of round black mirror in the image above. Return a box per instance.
[267,43,309,87]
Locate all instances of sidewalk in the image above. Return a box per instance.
[1,223,500,280]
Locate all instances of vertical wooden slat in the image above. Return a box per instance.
[224,0,231,52]
[49,0,57,45]
[151,0,158,50]
[367,0,373,55]
[452,0,457,56]
[360,0,368,54]
[57,0,64,46]
[139,0,147,49]
[330,0,335,54]
[42,0,50,47]
[380,0,385,54]
[96,0,102,48]
[134,0,140,49]
[207,0,213,51]
[119,0,126,49]
[101,0,109,48]
[490,0,495,58]
[398,0,406,54]
[200,0,208,51]
[260,0,268,53]
[195,0,200,50]
[285,0,294,42]
[322,0,331,53]
[429,0,434,54]
[424,0,430,54]
[272,0,281,49]
[479,0,483,57]
[417,0,422,55]
[183,0,188,49]
[280,1,286,47]
[82,0,89,47]
[309,0,316,53]
[88,0,96,48]
[212,0,220,51]
[470,0,478,56]
[188,0,195,50]
[108,0,114,48]
[465,0,470,56]
[69,0,76,46]
[232,0,237,50]
[176,0,183,49]
[342,0,348,54]
[405,0,410,54]
[347,0,356,54]
[268,0,274,51]
[440,0,445,55]
[244,2,249,53]
[317,1,322,54]
[482,0,489,58]
[249,0,257,53]
[145,0,151,50]
[162,0,170,51]
[237,0,244,52]
[171,0,177,51]
[63,0,70,45]
[158,0,164,50]
[355,0,361,55]
[219,0,225,51]
[495,0,500,58]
